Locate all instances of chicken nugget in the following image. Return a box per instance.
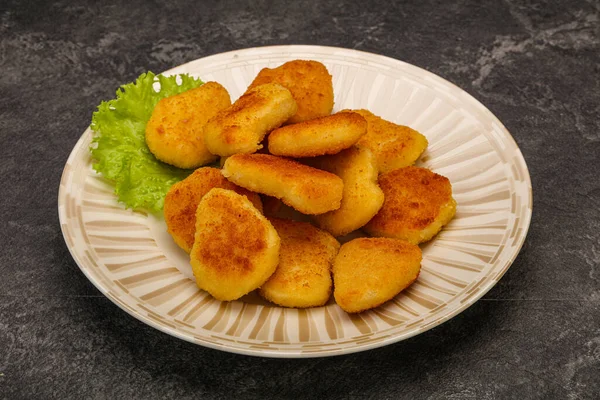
[203,83,297,156]
[308,146,384,237]
[190,188,280,301]
[163,168,263,253]
[364,166,456,244]
[268,112,367,158]
[222,154,344,215]
[259,218,340,308]
[333,238,422,313]
[145,82,230,169]
[248,60,333,124]
[343,109,428,174]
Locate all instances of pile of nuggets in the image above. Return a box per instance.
[148,60,457,314]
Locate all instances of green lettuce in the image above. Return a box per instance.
[90,72,204,213]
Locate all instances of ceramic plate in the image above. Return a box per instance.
[58,45,532,357]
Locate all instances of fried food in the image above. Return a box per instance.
[308,146,384,237]
[343,109,428,174]
[259,218,340,308]
[203,83,297,156]
[247,60,333,124]
[145,82,230,169]
[268,112,367,158]
[364,166,456,244]
[190,188,280,301]
[163,168,263,253]
[221,154,344,215]
[333,238,422,313]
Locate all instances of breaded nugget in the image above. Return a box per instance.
[222,154,344,215]
[163,168,263,253]
[203,83,297,156]
[248,60,333,124]
[190,189,280,301]
[145,82,230,169]
[308,146,384,237]
[333,238,422,313]
[364,166,457,244]
[268,112,367,157]
[259,218,340,308]
[343,109,428,174]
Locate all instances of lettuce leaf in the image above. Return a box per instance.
[90,72,204,213]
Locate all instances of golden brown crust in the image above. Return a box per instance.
[259,218,340,308]
[221,154,344,215]
[145,82,230,168]
[342,109,428,174]
[163,168,263,253]
[203,83,297,156]
[248,60,333,124]
[190,189,280,301]
[268,112,367,157]
[363,166,457,244]
[308,146,384,237]
[333,238,422,313]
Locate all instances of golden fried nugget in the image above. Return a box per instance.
[343,109,428,174]
[145,82,230,169]
[222,154,344,215]
[163,168,263,253]
[308,146,384,237]
[190,189,280,301]
[248,60,333,124]
[268,112,367,158]
[259,218,340,308]
[333,238,422,313]
[203,83,297,156]
[364,166,456,244]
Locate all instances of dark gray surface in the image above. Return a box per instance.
[1,0,599,398]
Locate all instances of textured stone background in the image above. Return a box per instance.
[1,0,599,398]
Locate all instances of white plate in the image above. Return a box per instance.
[58,45,532,358]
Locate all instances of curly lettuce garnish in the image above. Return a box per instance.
[90,72,204,213]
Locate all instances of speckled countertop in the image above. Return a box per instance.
[1,0,599,398]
